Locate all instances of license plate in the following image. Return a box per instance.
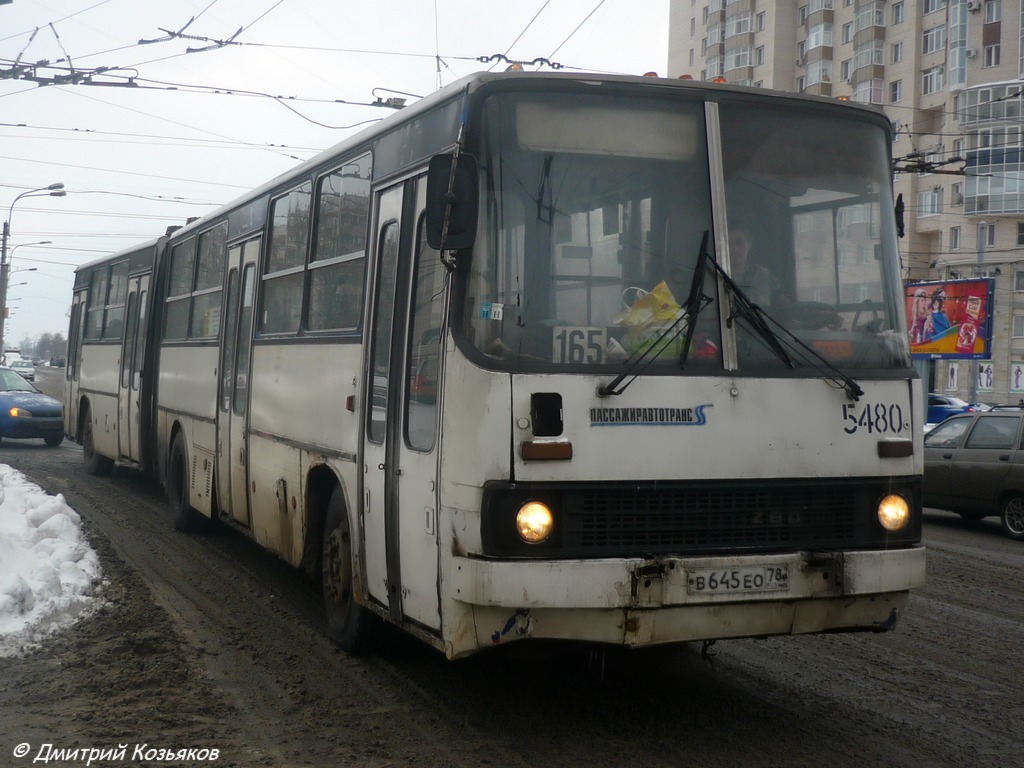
[687,565,789,595]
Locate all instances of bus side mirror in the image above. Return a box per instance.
[425,153,478,251]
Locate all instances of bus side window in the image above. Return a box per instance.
[103,261,128,341]
[405,216,445,452]
[120,291,137,389]
[85,266,109,340]
[234,264,256,414]
[263,183,310,335]
[308,153,371,333]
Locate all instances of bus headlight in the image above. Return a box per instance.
[516,501,554,543]
[877,494,910,531]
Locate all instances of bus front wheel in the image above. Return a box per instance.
[169,435,205,532]
[322,487,374,653]
[82,407,114,476]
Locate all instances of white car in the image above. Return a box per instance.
[10,359,36,381]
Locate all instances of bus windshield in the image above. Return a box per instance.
[461,89,911,374]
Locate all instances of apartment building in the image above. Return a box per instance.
[668,0,1024,402]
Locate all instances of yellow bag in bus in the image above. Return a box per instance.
[616,281,685,357]
[617,281,682,329]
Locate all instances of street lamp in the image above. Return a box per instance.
[9,240,51,261]
[0,185,65,353]
[7,243,46,284]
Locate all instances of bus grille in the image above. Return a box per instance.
[480,478,920,558]
[564,485,857,553]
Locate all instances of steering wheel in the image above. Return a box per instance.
[774,301,844,331]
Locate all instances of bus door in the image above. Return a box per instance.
[363,177,443,631]
[117,274,149,463]
[64,293,85,437]
[216,236,260,528]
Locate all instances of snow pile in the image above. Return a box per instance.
[0,464,103,656]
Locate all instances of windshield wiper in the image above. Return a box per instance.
[707,251,864,401]
[710,253,796,369]
[598,233,711,397]
[597,232,863,401]
[679,230,714,369]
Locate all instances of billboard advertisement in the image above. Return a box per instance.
[906,278,994,360]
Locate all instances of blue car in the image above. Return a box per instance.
[0,367,64,447]
[927,393,973,425]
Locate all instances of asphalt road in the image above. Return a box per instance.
[0,366,1020,768]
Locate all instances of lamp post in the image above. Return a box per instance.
[968,221,989,405]
[1,287,27,344]
[0,185,65,354]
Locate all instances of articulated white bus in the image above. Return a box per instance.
[66,72,925,659]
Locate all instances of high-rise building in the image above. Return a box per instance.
[668,0,1024,403]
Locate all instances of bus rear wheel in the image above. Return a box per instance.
[81,407,114,476]
[168,435,206,532]
[322,487,374,653]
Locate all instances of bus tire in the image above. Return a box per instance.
[322,487,374,653]
[82,407,114,476]
[169,435,205,533]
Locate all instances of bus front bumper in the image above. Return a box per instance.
[448,547,925,654]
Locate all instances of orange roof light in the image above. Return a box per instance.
[643,71,659,78]
[679,74,694,80]
[712,76,727,83]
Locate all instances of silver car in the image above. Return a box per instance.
[10,359,35,381]
[923,409,1024,540]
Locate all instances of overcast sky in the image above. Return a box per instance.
[0,0,668,348]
